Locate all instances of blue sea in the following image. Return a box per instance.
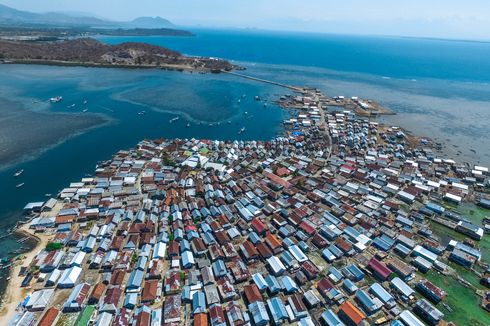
[0,28,489,295]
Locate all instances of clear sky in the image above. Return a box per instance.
[2,0,490,39]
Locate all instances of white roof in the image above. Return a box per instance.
[70,251,86,266]
[444,193,462,202]
[399,310,424,326]
[267,256,286,274]
[152,242,167,259]
[58,266,82,286]
[452,182,468,191]
[25,289,55,310]
[474,165,488,173]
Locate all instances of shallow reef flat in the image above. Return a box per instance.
[0,98,107,168]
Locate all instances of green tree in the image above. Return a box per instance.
[45,242,62,251]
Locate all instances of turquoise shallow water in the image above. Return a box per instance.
[98,29,490,165]
[99,28,490,82]
[0,64,287,294]
[1,29,490,295]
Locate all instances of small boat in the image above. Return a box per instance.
[217,122,221,126]
[244,111,248,115]
[138,111,146,115]
[254,96,260,101]
[186,123,190,128]
[82,109,88,113]
[238,127,246,134]
[237,99,241,103]
[14,169,24,177]
[227,121,232,124]
[442,303,453,312]
[264,103,268,107]
[68,104,76,108]
[83,100,88,104]
[49,96,62,103]
[44,193,52,197]
[16,183,25,188]
[169,117,179,123]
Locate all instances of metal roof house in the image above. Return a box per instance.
[182,250,195,269]
[265,275,282,295]
[152,242,167,259]
[413,299,444,325]
[390,277,415,301]
[321,309,345,326]
[398,310,425,326]
[267,256,286,276]
[288,245,308,263]
[267,297,288,325]
[212,259,227,278]
[57,266,82,288]
[25,289,55,312]
[248,301,270,326]
[192,291,206,315]
[281,275,299,293]
[252,273,268,292]
[355,290,379,314]
[369,283,395,308]
[126,269,144,292]
[62,283,90,312]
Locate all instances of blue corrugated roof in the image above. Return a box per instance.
[267,297,288,322]
[321,309,345,326]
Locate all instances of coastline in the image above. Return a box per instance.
[0,83,487,325]
[3,59,234,74]
[0,224,52,323]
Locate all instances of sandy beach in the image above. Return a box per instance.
[0,224,52,323]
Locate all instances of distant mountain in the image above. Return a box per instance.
[0,3,177,29]
[129,17,175,29]
[0,4,111,26]
[0,3,37,21]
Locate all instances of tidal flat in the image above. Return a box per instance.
[0,97,108,169]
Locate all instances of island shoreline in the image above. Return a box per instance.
[0,224,52,323]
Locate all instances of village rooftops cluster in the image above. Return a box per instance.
[11,89,490,326]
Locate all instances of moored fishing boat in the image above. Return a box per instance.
[49,96,62,103]
[14,169,24,177]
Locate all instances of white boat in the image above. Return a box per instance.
[16,183,25,188]
[14,169,24,177]
[49,96,62,103]
[82,109,88,113]
[83,100,88,104]
[227,121,232,124]
[186,123,190,128]
[138,111,146,115]
[238,127,246,134]
[244,111,248,115]
[169,117,179,123]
